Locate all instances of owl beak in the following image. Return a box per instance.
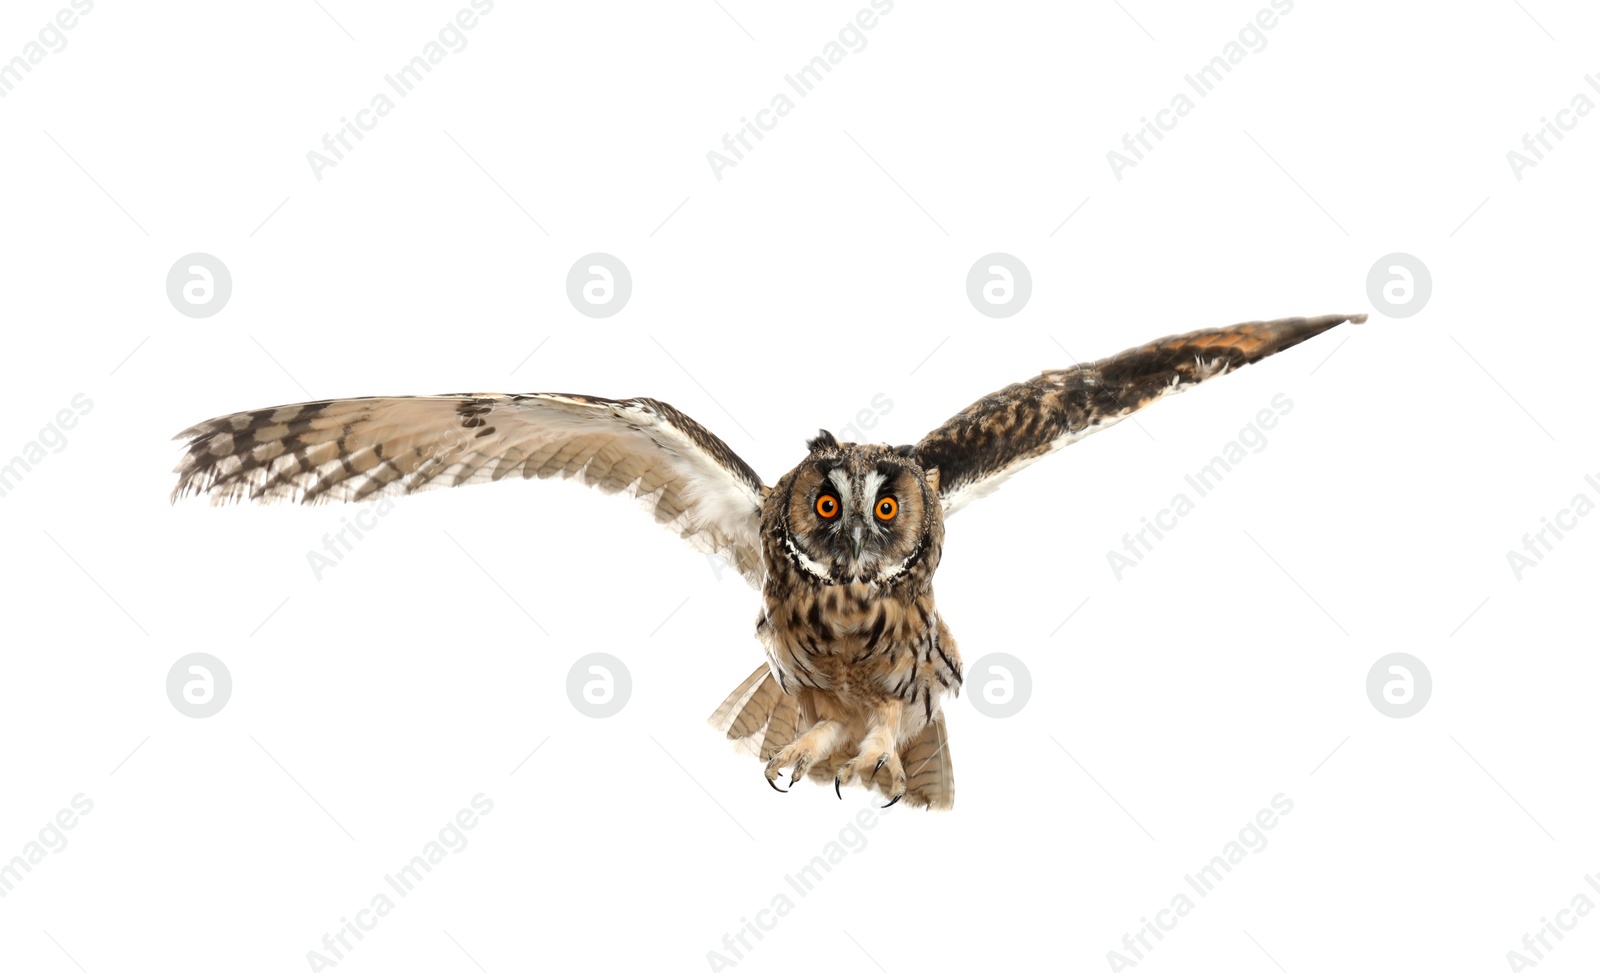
[850,526,865,558]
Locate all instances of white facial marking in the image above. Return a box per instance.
[785,535,831,581]
[861,471,887,514]
[826,467,853,507]
[874,553,916,584]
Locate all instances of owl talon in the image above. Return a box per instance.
[789,752,814,785]
[882,792,903,809]
[835,776,843,799]
[836,747,905,803]
[761,721,848,797]
[764,757,791,793]
[765,741,823,795]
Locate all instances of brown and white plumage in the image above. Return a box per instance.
[915,313,1367,514]
[709,663,956,810]
[171,392,769,583]
[173,313,1365,811]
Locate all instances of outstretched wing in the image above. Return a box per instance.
[172,393,769,584]
[913,313,1365,515]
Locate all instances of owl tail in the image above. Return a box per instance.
[707,665,957,810]
[900,716,956,811]
[707,665,810,760]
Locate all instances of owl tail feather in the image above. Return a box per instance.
[900,716,956,811]
[707,665,808,761]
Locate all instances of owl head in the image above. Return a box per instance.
[766,430,943,587]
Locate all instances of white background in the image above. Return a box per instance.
[2,1,1597,970]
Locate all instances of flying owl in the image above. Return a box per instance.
[172,313,1365,810]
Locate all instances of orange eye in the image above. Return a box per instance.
[875,496,898,521]
[816,494,840,519]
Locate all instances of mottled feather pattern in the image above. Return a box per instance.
[709,664,955,809]
[174,311,1363,812]
[900,717,954,810]
[171,392,769,584]
[914,313,1367,514]
[740,438,963,808]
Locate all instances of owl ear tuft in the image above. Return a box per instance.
[806,429,839,452]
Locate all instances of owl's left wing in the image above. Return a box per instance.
[913,313,1365,516]
[172,392,770,584]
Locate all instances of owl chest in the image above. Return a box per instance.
[758,585,927,700]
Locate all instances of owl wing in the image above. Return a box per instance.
[172,392,770,585]
[913,313,1366,516]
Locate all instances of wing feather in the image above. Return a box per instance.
[914,313,1366,515]
[172,392,769,585]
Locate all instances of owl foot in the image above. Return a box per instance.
[765,745,817,793]
[763,719,848,795]
[836,748,906,807]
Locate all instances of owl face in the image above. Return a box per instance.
[770,431,941,586]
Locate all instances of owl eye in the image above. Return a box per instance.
[815,494,840,519]
[875,496,898,521]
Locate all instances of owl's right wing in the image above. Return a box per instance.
[912,313,1366,516]
[172,392,770,585]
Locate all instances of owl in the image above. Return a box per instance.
[173,313,1365,810]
